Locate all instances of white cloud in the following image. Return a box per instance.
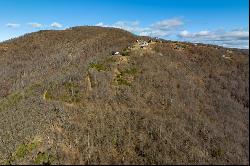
[113,21,139,27]
[179,30,191,38]
[95,19,248,48]
[6,23,20,28]
[50,22,63,28]
[178,30,212,38]
[178,29,248,41]
[96,18,184,38]
[95,20,149,35]
[178,29,249,49]
[221,30,249,40]
[112,21,142,33]
[151,18,184,30]
[96,22,104,26]
[139,30,170,37]
[196,30,210,36]
[28,23,43,28]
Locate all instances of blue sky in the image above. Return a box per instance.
[0,0,249,48]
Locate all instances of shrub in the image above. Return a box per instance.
[121,68,137,75]
[116,78,131,86]
[10,136,42,161]
[89,62,108,72]
[121,48,130,56]
[115,68,137,86]
[34,152,55,165]
[43,90,54,100]
[0,92,24,112]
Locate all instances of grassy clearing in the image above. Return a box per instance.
[89,62,109,72]
[120,68,137,76]
[115,68,137,86]
[8,136,42,163]
[116,78,131,86]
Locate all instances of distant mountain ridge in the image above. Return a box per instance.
[0,26,249,165]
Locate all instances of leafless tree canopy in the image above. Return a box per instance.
[0,26,249,165]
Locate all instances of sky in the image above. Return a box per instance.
[0,0,249,48]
